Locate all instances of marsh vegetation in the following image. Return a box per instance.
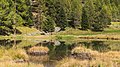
[0,39,119,67]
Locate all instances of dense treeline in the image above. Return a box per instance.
[0,0,120,35]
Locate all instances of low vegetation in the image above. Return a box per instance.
[27,46,49,55]
[0,39,119,67]
[56,57,120,67]
[55,27,120,40]
[56,46,120,67]
[70,46,120,67]
[0,61,44,67]
[16,27,40,35]
[0,47,28,62]
[56,27,120,35]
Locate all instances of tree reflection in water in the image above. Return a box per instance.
[0,39,21,49]
[0,39,119,67]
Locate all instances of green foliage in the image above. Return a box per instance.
[81,0,112,31]
[81,0,94,30]
[0,0,32,35]
[69,0,82,28]
[55,1,67,30]
[41,16,55,32]
[0,0,120,35]
[16,0,33,26]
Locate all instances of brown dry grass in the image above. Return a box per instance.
[28,46,49,54]
[66,46,120,67]
[56,57,119,67]
[29,55,49,62]
[0,61,44,67]
[72,46,120,59]
[0,48,29,61]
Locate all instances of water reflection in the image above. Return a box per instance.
[0,39,21,49]
[0,39,120,67]
[31,41,72,60]
[79,41,111,52]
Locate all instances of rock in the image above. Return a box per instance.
[55,27,61,32]
[54,41,61,46]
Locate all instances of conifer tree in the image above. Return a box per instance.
[55,0,67,30]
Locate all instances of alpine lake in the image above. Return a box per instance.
[0,38,120,67]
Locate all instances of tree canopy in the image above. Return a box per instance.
[0,0,120,35]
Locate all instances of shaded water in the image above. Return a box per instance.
[0,39,120,67]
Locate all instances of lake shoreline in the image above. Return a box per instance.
[1,35,120,40]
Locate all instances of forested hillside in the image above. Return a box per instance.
[0,0,120,35]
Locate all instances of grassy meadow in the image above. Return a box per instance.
[1,22,120,40]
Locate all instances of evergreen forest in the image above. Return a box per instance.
[0,0,120,35]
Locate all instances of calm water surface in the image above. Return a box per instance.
[0,39,120,67]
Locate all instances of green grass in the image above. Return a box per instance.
[56,22,120,36]
[103,28,120,33]
[109,22,120,29]
[1,28,120,40]
[111,22,120,25]
[56,27,120,35]
[55,35,75,40]
[1,22,120,40]
[16,26,40,35]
